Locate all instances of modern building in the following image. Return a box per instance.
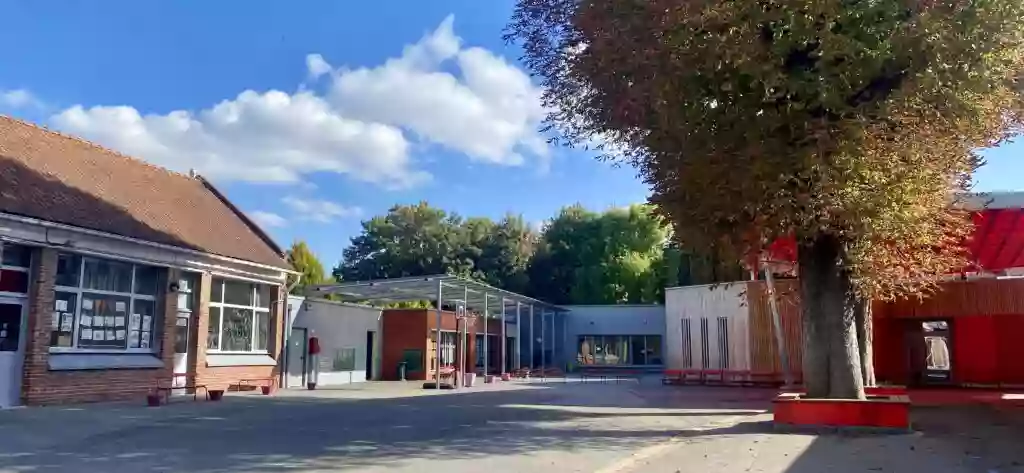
[663,192,1024,388]
[561,304,666,371]
[0,116,293,406]
[288,298,382,387]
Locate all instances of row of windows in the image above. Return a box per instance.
[43,251,275,355]
[576,335,664,366]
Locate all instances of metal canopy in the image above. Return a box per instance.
[309,274,566,317]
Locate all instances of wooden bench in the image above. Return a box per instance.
[154,383,209,403]
[237,377,276,394]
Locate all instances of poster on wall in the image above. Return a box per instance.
[55,300,68,311]
[82,299,93,310]
[81,328,93,340]
[140,334,150,348]
[93,330,104,341]
[115,301,126,313]
[51,312,60,328]
[142,316,152,331]
[128,330,140,347]
[115,316,125,327]
[80,315,92,327]
[116,330,125,341]
[129,314,141,330]
[60,317,72,332]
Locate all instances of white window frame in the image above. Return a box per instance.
[51,254,160,354]
[0,243,31,299]
[207,277,271,354]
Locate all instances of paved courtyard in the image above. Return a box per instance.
[2,379,1023,472]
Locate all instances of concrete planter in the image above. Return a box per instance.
[773,392,911,431]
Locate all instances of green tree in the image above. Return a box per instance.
[507,0,1024,399]
[286,241,327,295]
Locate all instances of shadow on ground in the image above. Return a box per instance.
[0,383,768,473]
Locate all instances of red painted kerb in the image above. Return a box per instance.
[773,393,911,430]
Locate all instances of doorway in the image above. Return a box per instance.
[908,320,953,385]
[0,298,26,408]
[365,331,375,380]
[172,316,190,388]
[287,327,307,388]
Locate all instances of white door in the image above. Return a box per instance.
[287,328,307,388]
[0,298,27,408]
[172,316,190,388]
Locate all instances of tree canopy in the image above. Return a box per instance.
[286,241,328,295]
[506,0,1024,399]
[333,202,739,305]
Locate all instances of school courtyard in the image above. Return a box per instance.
[2,379,1023,473]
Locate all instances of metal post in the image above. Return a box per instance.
[529,305,535,369]
[515,303,521,370]
[550,310,557,372]
[765,268,793,386]
[540,310,547,373]
[483,294,489,378]
[435,280,443,389]
[460,285,468,388]
[500,298,507,374]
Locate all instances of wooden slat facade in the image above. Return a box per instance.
[745,279,803,377]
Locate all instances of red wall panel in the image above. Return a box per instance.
[995,315,1024,385]
[952,315,999,385]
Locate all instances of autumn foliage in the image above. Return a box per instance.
[507,0,1024,398]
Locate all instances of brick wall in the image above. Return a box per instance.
[21,248,175,405]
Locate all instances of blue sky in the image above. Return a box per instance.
[0,1,1019,267]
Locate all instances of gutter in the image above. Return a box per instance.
[0,211,299,275]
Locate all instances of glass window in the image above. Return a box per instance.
[133,266,162,296]
[55,253,81,287]
[78,294,131,349]
[82,258,132,293]
[0,269,28,294]
[223,280,253,306]
[49,252,161,353]
[207,307,221,350]
[256,284,271,309]
[211,278,223,303]
[207,278,273,353]
[1,243,31,268]
[0,302,22,352]
[630,336,646,365]
[646,336,663,365]
[174,317,189,354]
[255,311,269,352]
[221,307,253,352]
[576,335,664,366]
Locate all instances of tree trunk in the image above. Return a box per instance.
[797,233,865,399]
[855,298,876,387]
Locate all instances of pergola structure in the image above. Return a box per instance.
[310,275,567,388]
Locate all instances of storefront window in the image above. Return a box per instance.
[51,253,162,353]
[0,243,31,294]
[207,278,272,353]
[576,335,664,366]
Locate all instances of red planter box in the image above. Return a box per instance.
[773,392,911,430]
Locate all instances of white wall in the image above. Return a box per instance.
[664,283,749,371]
[292,299,382,385]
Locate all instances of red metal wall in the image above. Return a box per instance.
[381,310,429,381]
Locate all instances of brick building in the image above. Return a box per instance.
[0,116,293,406]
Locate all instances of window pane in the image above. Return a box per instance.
[646,336,663,365]
[132,299,156,350]
[1,243,31,268]
[174,317,189,354]
[82,258,132,293]
[255,311,269,352]
[211,278,224,303]
[223,280,253,306]
[207,307,221,350]
[55,253,81,287]
[78,293,131,349]
[50,292,78,347]
[255,284,271,309]
[176,273,198,311]
[221,307,253,351]
[630,336,646,365]
[0,302,22,351]
[0,269,28,293]
[133,265,162,296]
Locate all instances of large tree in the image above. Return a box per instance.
[286,241,328,295]
[507,0,1024,398]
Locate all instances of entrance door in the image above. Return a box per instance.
[287,328,307,388]
[0,298,26,408]
[921,321,952,384]
[365,331,374,380]
[172,316,190,388]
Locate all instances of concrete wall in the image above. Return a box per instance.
[560,305,666,369]
[292,299,382,385]
[664,282,750,371]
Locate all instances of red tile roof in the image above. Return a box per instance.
[0,115,288,269]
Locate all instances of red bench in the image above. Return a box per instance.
[662,369,684,385]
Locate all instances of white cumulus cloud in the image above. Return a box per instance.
[43,15,546,190]
[249,210,288,228]
[328,14,549,166]
[282,196,362,223]
[1,89,43,109]
[52,90,428,188]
